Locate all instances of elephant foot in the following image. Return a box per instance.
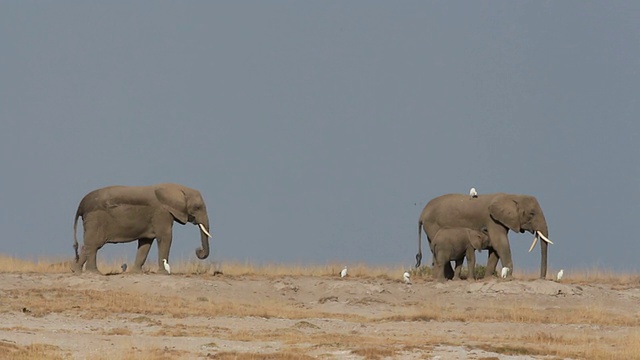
[127,267,144,274]
[84,267,102,275]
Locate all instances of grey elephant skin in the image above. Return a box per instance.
[416,193,551,279]
[431,227,490,282]
[72,183,212,274]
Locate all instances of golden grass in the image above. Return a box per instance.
[381,301,640,327]
[93,347,188,360]
[102,327,132,336]
[0,255,409,279]
[1,287,366,323]
[207,352,316,360]
[514,267,640,285]
[2,255,640,360]
[0,340,64,360]
[180,260,408,279]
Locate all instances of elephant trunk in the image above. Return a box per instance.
[539,226,549,279]
[195,219,211,260]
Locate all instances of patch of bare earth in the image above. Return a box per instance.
[0,272,639,359]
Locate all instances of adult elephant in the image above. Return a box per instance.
[416,193,553,278]
[72,183,213,274]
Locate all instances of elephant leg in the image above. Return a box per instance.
[486,248,499,277]
[156,232,173,274]
[75,225,105,274]
[132,238,154,272]
[432,254,446,282]
[84,244,102,273]
[466,248,476,281]
[453,259,463,280]
[492,233,514,277]
[443,261,455,280]
[72,245,87,273]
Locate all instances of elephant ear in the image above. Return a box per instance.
[467,229,485,250]
[155,185,189,224]
[489,195,521,232]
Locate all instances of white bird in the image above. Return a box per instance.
[340,266,348,278]
[120,263,127,273]
[501,267,509,278]
[163,259,171,274]
[557,269,564,281]
[469,187,478,198]
[403,271,411,284]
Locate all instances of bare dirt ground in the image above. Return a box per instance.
[1,271,639,359]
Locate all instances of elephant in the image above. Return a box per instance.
[71,183,213,274]
[431,227,490,282]
[416,193,553,278]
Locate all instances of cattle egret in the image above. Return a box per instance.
[501,267,509,278]
[557,269,564,281]
[403,271,411,284]
[163,259,171,274]
[340,266,348,278]
[121,263,127,273]
[469,187,478,198]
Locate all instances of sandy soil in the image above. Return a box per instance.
[0,272,638,359]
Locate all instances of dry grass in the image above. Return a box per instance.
[1,287,366,323]
[207,352,316,360]
[474,330,640,360]
[2,256,640,360]
[93,347,188,360]
[180,260,407,280]
[382,301,640,327]
[0,255,409,279]
[0,340,64,360]
[514,267,640,285]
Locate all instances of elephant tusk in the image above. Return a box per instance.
[528,234,539,253]
[536,230,554,244]
[199,223,212,238]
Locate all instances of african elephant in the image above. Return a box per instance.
[416,193,553,278]
[431,227,490,282]
[71,183,213,274]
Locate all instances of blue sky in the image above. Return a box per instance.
[1,2,638,272]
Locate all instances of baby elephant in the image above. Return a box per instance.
[431,227,490,282]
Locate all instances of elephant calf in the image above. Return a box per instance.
[431,227,490,282]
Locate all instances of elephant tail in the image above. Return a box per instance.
[73,207,82,262]
[416,220,423,268]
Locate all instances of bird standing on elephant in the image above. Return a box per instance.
[72,183,213,274]
[416,193,554,279]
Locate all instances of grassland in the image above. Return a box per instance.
[0,256,639,359]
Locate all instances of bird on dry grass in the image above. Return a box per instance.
[340,266,348,278]
[163,259,171,274]
[557,269,564,281]
[501,267,509,279]
[403,271,411,284]
[469,187,478,198]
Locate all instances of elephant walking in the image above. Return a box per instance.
[431,227,490,282]
[72,183,213,274]
[416,193,553,278]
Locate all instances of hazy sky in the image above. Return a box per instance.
[1,2,638,273]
